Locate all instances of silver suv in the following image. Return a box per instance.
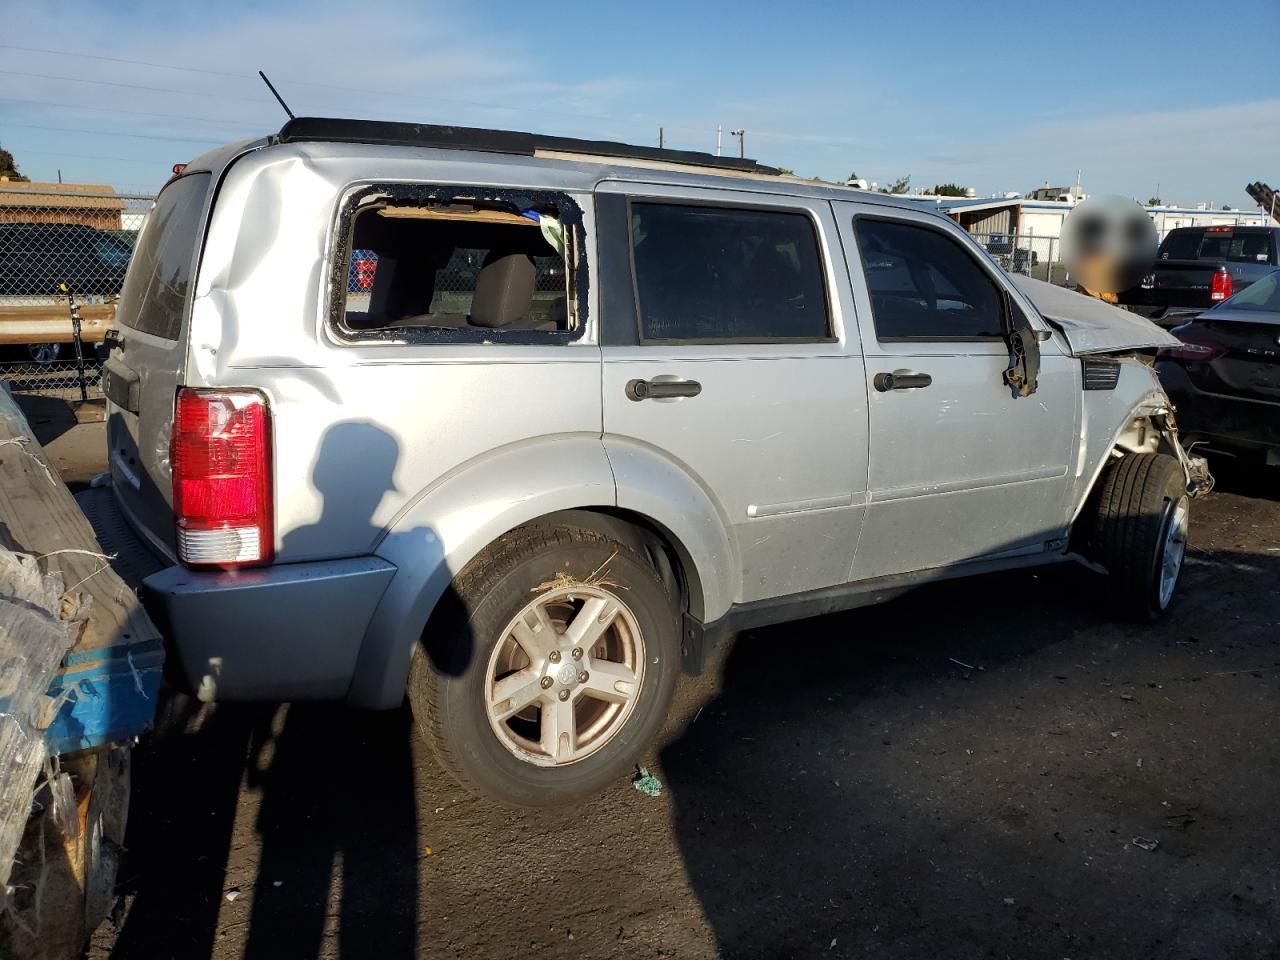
[89,118,1209,805]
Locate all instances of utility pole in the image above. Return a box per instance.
[731,129,744,159]
[716,125,722,157]
[658,127,664,149]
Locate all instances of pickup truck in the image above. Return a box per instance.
[1116,225,1280,324]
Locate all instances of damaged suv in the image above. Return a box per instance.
[85,118,1209,805]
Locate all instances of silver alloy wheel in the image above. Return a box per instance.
[484,584,645,767]
[1158,495,1189,609]
[28,342,61,364]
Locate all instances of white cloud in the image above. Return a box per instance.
[927,99,1280,204]
[2,2,1272,204]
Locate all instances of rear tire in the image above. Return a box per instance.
[1089,453,1189,622]
[407,521,679,807]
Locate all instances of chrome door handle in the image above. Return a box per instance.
[626,378,702,401]
[873,371,932,392]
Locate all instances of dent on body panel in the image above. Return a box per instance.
[191,154,340,382]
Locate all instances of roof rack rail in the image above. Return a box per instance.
[274,117,780,176]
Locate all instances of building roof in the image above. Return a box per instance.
[0,180,125,211]
[930,196,1021,215]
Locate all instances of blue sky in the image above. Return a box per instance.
[1,0,1276,205]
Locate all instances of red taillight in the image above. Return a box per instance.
[1158,334,1226,362]
[356,258,376,290]
[171,388,273,568]
[1210,268,1232,301]
[1206,226,1232,233]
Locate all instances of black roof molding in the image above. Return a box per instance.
[274,117,780,176]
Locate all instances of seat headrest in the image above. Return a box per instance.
[469,251,536,328]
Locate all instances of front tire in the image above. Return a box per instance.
[407,521,679,806]
[1089,453,1189,622]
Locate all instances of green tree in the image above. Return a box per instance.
[1222,204,1232,210]
[879,174,911,195]
[775,166,795,176]
[932,183,968,197]
[0,144,29,181]
[847,171,859,182]
[1146,196,1161,206]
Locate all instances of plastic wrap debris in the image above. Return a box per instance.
[632,766,663,797]
[520,210,566,257]
[47,769,78,842]
[0,550,85,899]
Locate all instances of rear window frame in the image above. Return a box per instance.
[625,196,836,346]
[117,171,212,341]
[326,182,589,346]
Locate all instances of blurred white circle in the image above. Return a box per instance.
[1061,194,1158,294]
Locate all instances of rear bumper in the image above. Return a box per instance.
[1157,362,1280,455]
[78,487,397,702]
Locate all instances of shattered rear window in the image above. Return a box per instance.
[340,198,573,336]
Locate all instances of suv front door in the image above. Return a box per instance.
[596,183,868,606]
[833,202,1080,581]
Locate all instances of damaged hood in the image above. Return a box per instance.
[1009,274,1181,356]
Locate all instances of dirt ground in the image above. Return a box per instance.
[21,399,1279,960]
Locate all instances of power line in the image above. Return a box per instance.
[0,95,267,128]
[0,44,253,81]
[0,46,862,153]
[0,69,268,105]
[0,122,226,145]
[0,43,633,125]
[0,44,794,146]
[15,149,170,165]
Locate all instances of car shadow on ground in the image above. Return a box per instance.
[12,393,79,447]
[660,535,1280,959]
[101,495,1279,959]
[105,416,445,960]
[105,699,420,959]
[1201,456,1280,502]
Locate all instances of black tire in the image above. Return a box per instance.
[1089,453,1189,622]
[407,521,680,807]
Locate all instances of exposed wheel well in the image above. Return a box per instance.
[1073,411,1192,552]
[420,507,703,663]
[532,508,700,620]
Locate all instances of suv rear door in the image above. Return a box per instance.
[596,182,868,604]
[833,201,1079,580]
[105,172,212,558]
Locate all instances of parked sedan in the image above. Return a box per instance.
[1157,268,1280,464]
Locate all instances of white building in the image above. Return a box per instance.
[924,194,1269,246]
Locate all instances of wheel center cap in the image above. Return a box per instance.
[556,662,579,686]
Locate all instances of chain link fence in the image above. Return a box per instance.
[0,359,105,402]
[971,233,1067,286]
[0,185,155,399]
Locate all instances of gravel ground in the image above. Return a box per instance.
[32,402,1275,960]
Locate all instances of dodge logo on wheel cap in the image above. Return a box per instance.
[557,662,579,686]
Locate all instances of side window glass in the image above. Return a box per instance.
[341,196,573,335]
[630,202,830,341]
[855,218,1005,339]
